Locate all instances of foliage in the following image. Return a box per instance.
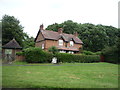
[2,14,34,48]
[55,53,100,63]
[101,46,118,64]
[16,51,24,56]
[82,50,95,55]
[46,20,119,52]
[2,15,24,46]
[21,47,100,63]
[23,47,53,63]
[22,34,35,48]
[48,46,58,54]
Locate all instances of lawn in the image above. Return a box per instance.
[2,62,118,88]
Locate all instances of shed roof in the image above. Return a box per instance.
[2,39,22,49]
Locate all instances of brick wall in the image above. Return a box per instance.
[45,40,58,50]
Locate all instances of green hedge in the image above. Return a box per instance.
[23,47,53,63]
[20,47,100,63]
[55,53,100,63]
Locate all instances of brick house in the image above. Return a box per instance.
[35,25,83,54]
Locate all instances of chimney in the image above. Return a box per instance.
[40,24,44,30]
[74,32,78,37]
[58,28,63,34]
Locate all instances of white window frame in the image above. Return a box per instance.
[59,39,63,46]
[70,41,74,46]
[42,44,44,49]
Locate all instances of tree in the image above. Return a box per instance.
[2,15,24,46]
[2,15,34,48]
[22,33,35,48]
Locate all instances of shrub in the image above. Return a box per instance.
[16,51,24,56]
[56,53,100,63]
[48,46,58,54]
[101,46,119,64]
[82,50,95,55]
[23,47,53,63]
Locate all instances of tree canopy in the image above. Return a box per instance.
[2,15,34,48]
[46,20,119,52]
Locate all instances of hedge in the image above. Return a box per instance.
[19,47,100,63]
[55,53,100,63]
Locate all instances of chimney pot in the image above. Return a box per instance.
[58,28,63,34]
[40,24,44,30]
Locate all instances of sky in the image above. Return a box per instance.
[0,0,119,37]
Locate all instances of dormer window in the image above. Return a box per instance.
[59,39,63,46]
[70,41,74,46]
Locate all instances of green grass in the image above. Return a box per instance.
[2,62,118,88]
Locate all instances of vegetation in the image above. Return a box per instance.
[23,47,53,63]
[48,46,58,54]
[2,63,118,88]
[101,32,120,64]
[46,20,119,52]
[18,47,100,63]
[56,53,100,63]
[2,14,34,48]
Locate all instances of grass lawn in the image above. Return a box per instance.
[2,62,118,88]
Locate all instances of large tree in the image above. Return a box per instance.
[2,15,24,46]
[2,15,34,48]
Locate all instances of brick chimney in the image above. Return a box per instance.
[58,28,63,34]
[74,32,78,37]
[40,24,44,30]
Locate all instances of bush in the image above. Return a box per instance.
[82,50,95,55]
[23,47,53,63]
[55,53,100,63]
[16,51,24,56]
[101,46,119,64]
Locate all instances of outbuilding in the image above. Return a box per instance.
[2,38,22,61]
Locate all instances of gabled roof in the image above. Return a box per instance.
[2,39,22,49]
[35,29,83,44]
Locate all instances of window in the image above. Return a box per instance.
[5,49,12,54]
[42,44,44,49]
[59,40,63,46]
[70,41,74,46]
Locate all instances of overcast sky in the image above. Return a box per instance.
[0,0,119,37]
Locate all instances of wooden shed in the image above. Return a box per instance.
[2,39,22,61]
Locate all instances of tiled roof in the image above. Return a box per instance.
[2,39,22,49]
[35,29,83,44]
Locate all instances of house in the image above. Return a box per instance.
[35,24,83,54]
[2,38,22,61]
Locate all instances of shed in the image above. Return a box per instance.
[2,38,22,61]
